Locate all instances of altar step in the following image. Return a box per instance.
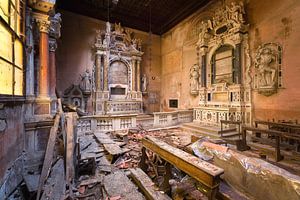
[181,122,241,143]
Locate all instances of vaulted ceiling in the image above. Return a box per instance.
[57,0,211,35]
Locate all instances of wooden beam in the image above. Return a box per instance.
[142,136,223,198]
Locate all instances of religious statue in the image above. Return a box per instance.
[114,22,124,34]
[255,47,276,87]
[141,74,148,93]
[190,64,200,95]
[106,21,111,34]
[124,29,133,46]
[49,12,62,39]
[95,29,102,45]
[198,20,213,45]
[80,69,92,95]
[227,2,245,24]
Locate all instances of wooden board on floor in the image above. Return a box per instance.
[129,168,171,200]
[103,171,145,200]
[94,132,125,156]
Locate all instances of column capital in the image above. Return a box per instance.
[33,13,51,33]
[49,38,57,52]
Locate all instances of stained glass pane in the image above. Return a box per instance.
[0,0,9,22]
[0,59,13,94]
[14,39,23,68]
[14,67,23,95]
[0,23,12,61]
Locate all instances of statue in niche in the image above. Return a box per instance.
[190,64,200,95]
[80,69,92,95]
[254,43,282,96]
[227,2,245,24]
[198,20,213,45]
[142,74,148,93]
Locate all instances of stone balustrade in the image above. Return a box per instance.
[77,110,193,133]
[153,110,193,128]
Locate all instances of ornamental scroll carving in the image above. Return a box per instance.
[254,43,282,96]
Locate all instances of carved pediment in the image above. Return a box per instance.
[197,1,248,47]
[94,22,143,55]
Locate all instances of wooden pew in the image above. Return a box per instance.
[140,136,224,200]
[255,120,300,136]
[241,126,300,161]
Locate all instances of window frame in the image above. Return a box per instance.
[0,0,25,102]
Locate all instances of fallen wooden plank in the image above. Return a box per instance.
[94,132,126,156]
[129,168,171,200]
[41,159,65,200]
[36,110,61,200]
[65,113,77,190]
[103,171,146,200]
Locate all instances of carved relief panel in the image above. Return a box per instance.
[253,43,283,96]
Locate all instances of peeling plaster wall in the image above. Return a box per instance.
[0,105,24,183]
[160,0,300,121]
[56,11,162,113]
[247,0,300,121]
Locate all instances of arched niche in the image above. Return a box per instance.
[210,45,235,85]
[108,60,129,99]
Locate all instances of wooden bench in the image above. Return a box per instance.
[255,120,300,136]
[241,126,300,161]
[140,136,224,200]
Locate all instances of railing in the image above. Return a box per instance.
[153,110,193,128]
[78,110,193,132]
[77,114,137,133]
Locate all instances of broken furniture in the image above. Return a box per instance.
[140,136,224,200]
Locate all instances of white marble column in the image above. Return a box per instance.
[131,58,136,91]
[136,58,141,92]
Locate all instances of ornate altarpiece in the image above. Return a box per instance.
[92,23,144,115]
[193,2,252,126]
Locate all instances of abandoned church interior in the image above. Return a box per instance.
[1,0,300,199]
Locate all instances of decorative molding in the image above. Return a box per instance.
[33,13,51,33]
[49,38,57,52]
